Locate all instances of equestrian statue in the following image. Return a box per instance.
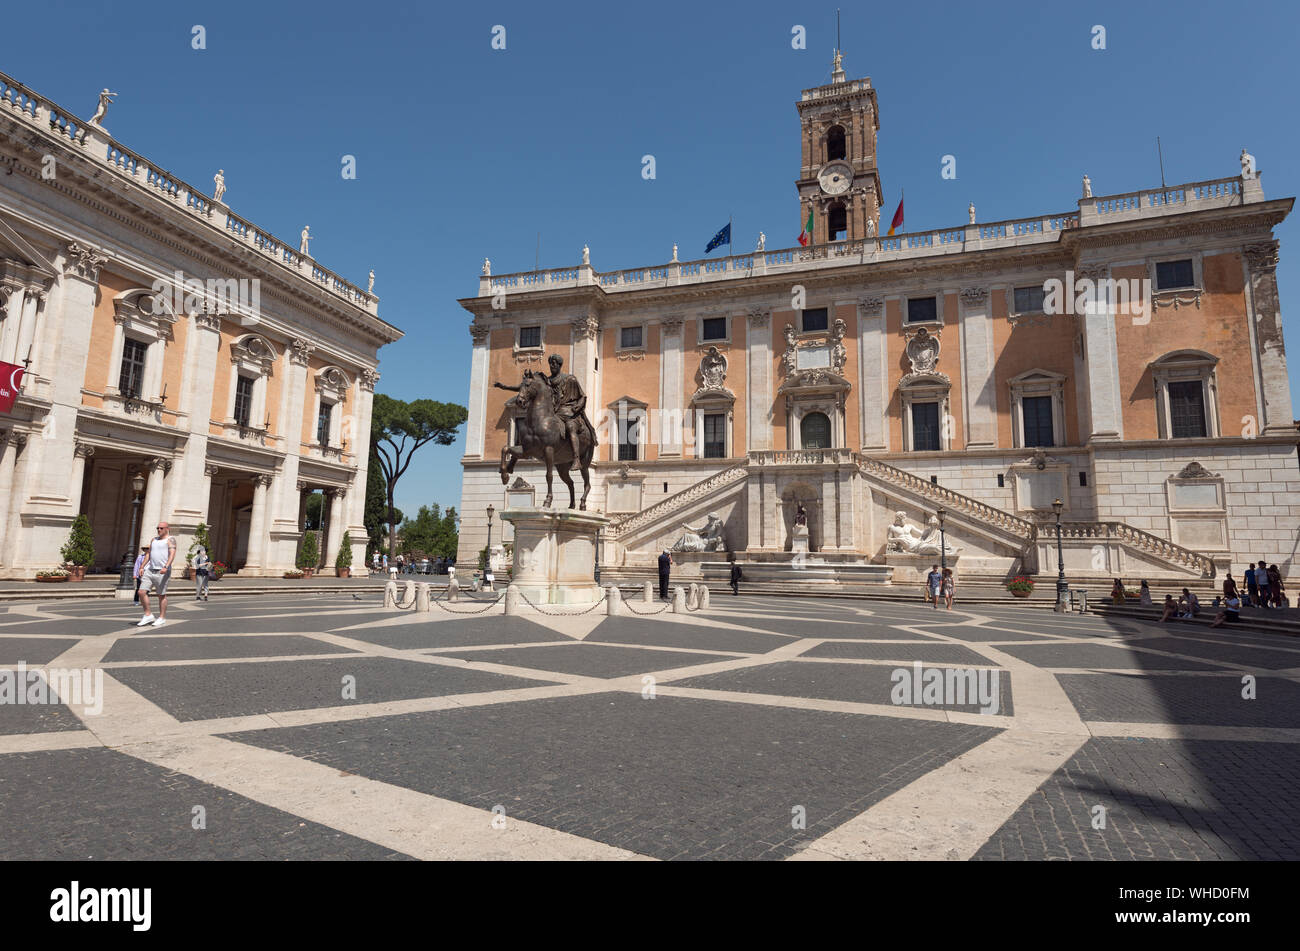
[494,354,597,510]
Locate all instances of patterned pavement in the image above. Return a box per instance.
[1,591,1297,860]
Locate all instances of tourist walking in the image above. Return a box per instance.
[136,521,177,628]
[1244,563,1258,607]
[1256,561,1270,609]
[729,559,743,596]
[926,564,942,609]
[658,550,672,600]
[1110,578,1127,605]
[941,567,955,610]
[132,545,148,603]
[1267,563,1285,608]
[193,544,211,601]
[1138,580,1152,605]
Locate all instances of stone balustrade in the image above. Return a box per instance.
[607,462,748,540]
[479,172,1258,297]
[0,68,378,317]
[857,455,1038,541]
[1045,520,1216,578]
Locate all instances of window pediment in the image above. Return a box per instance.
[231,334,277,375]
[113,288,177,340]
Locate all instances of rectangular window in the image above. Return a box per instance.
[316,401,333,445]
[1021,395,1055,447]
[617,414,639,461]
[233,375,255,427]
[701,316,727,340]
[1168,380,1207,438]
[703,413,726,458]
[518,325,542,349]
[1155,259,1195,291]
[619,325,643,349]
[907,297,938,323]
[800,307,828,333]
[1013,285,1046,313]
[118,338,147,399]
[911,402,940,451]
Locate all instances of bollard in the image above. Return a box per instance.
[446,577,460,601]
[643,581,654,603]
[416,583,431,612]
[699,584,710,610]
[606,585,622,616]
[671,585,686,613]
[403,580,416,606]
[384,580,397,609]
[504,583,520,615]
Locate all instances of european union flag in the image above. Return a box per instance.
[704,222,731,254]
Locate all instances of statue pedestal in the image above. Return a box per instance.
[884,551,960,584]
[791,524,810,555]
[502,508,610,605]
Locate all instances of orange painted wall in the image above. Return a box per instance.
[885,294,964,449]
[83,271,136,395]
[1114,253,1254,439]
[601,321,662,461]
[990,287,1080,446]
[683,315,747,458]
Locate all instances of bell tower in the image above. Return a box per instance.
[795,50,882,245]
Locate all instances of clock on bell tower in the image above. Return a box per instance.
[795,49,883,245]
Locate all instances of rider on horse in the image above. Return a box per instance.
[497,354,593,463]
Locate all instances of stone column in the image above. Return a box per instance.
[465,325,490,458]
[245,473,274,572]
[1243,242,1294,434]
[137,458,171,548]
[958,286,996,448]
[746,308,772,451]
[660,315,684,456]
[270,339,314,557]
[857,297,887,450]
[346,369,378,572]
[571,311,599,427]
[324,487,345,568]
[0,286,27,364]
[1076,263,1123,441]
[69,443,94,514]
[0,431,27,568]
[165,310,223,545]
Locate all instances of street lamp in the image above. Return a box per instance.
[936,507,947,576]
[116,471,147,589]
[1052,498,1067,613]
[485,504,495,577]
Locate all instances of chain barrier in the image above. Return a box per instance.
[428,586,506,615]
[515,588,609,616]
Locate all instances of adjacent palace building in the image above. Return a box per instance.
[458,59,1298,589]
[0,71,401,578]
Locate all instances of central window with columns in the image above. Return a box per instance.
[107,288,176,405]
[226,335,277,431]
[312,366,352,452]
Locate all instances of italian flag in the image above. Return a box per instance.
[887,195,904,236]
[797,208,813,246]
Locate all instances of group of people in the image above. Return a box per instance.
[369,552,456,576]
[925,564,955,609]
[1113,560,1289,629]
[655,550,745,599]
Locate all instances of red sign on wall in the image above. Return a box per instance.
[0,362,25,413]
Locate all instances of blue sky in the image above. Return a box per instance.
[11,0,1300,520]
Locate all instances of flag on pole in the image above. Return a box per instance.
[886,195,904,236]
[704,223,731,254]
[797,207,814,247]
[0,361,25,414]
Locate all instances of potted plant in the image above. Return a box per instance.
[336,531,353,578]
[297,531,319,579]
[211,561,227,581]
[186,522,212,580]
[1006,575,1035,599]
[283,568,304,579]
[36,568,71,583]
[59,515,95,581]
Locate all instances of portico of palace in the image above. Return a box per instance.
[458,56,1298,589]
[0,71,401,577]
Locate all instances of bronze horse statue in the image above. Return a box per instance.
[498,369,596,509]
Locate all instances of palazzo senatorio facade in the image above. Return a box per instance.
[458,62,1298,588]
[0,71,401,578]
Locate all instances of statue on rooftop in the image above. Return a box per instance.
[968,202,976,225]
[213,169,226,202]
[671,243,678,262]
[1240,148,1256,179]
[299,226,312,256]
[582,244,590,266]
[368,269,375,294]
[757,232,766,251]
[89,89,116,127]
[1081,174,1092,199]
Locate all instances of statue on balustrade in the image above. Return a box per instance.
[672,513,727,552]
[89,88,116,127]
[494,353,596,510]
[213,169,226,202]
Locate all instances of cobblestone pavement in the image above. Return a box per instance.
[1,591,1296,860]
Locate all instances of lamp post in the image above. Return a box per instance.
[116,471,147,589]
[1053,498,1067,613]
[936,507,947,576]
[485,504,495,584]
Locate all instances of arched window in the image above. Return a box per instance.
[826,125,846,161]
[801,412,831,449]
[828,202,847,242]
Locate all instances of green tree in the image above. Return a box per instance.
[336,531,353,570]
[371,395,467,556]
[436,506,459,559]
[60,515,96,567]
[297,530,320,571]
[398,504,442,556]
[364,452,387,556]
[303,493,323,531]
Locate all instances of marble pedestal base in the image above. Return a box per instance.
[885,551,959,584]
[791,524,809,555]
[502,508,611,605]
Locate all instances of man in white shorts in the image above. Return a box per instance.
[137,521,177,628]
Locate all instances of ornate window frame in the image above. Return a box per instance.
[1150,350,1220,439]
[903,292,944,327]
[1148,252,1204,310]
[106,288,177,405]
[607,395,648,462]
[1008,368,1067,449]
[898,375,951,452]
[696,313,731,346]
[614,321,648,356]
[223,334,277,437]
[514,324,544,354]
[312,365,351,456]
